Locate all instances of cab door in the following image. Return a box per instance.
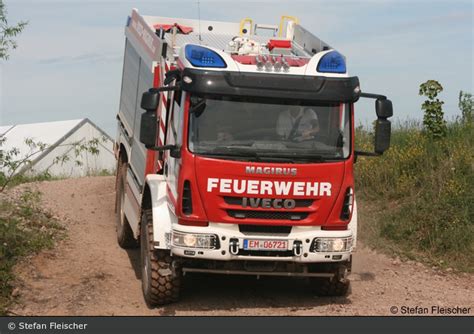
[164,88,184,209]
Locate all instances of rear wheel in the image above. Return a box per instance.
[115,161,138,249]
[141,209,182,307]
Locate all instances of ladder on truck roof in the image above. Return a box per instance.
[126,8,333,70]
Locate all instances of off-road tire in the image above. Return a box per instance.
[115,161,138,249]
[312,277,351,297]
[141,209,181,307]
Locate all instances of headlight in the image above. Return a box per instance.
[311,237,352,252]
[332,238,345,252]
[183,234,197,247]
[172,231,219,249]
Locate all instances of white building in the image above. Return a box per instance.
[0,119,116,178]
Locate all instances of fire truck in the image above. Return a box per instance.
[114,9,393,306]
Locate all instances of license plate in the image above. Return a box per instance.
[243,239,288,251]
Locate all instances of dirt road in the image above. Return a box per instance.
[9,177,474,315]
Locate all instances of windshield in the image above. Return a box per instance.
[188,96,351,162]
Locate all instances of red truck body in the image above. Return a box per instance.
[114,9,392,306]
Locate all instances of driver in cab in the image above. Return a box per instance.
[276,107,320,141]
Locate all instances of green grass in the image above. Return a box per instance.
[87,168,115,177]
[0,172,60,190]
[0,169,115,192]
[355,121,474,272]
[0,189,64,315]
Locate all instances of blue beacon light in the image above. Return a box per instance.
[185,44,227,68]
[317,51,346,74]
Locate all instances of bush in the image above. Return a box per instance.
[355,121,474,271]
[459,91,473,124]
[419,80,447,139]
[0,189,64,315]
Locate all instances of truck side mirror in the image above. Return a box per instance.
[139,91,160,148]
[374,119,391,154]
[376,99,393,118]
[139,111,157,148]
[141,91,160,112]
[354,91,394,158]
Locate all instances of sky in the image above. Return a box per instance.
[0,0,472,136]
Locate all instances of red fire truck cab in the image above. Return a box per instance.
[114,9,393,306]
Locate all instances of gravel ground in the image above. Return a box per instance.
[8,177,474,316]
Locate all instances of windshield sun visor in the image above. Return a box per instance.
[181,69,360,103]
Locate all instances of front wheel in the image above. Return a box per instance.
[310,262,351,297]
[311,277,351,297]
[140,209,182,307]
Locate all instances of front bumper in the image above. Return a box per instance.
[166,222,353,263]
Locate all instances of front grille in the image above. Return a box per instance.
[239,224,292,234]
[227,210,308,221]
[224,196,313,207]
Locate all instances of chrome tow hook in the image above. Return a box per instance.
[293,240,303,257]
[229,238,239,255]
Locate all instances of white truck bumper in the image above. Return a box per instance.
[167,222,353,263]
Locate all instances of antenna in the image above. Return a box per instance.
[197,0,202,43]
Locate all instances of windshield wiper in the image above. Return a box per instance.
[195,146,342,163]
[196,146,295,162]
[212,145,256,154]
[257,152,342,162]
[196,146,260,160]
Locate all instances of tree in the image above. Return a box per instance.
[0,0,27,60]
[458,91,473,124]
[419,80,447,139]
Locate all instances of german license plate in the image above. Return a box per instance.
[243,239,288,251]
